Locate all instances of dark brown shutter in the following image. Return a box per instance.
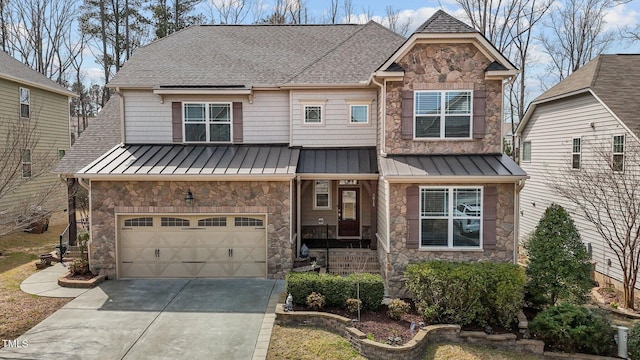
[233,102,243,144]
[473,90,486,139]
[483,186,497,250]
[172,102,182,143]
[406,186,420,249]
[401,90,414,140]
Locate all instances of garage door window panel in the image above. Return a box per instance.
[235,217,264,227]
[161,217,190,227]
[124,217,153,227]
[198,217,227,226]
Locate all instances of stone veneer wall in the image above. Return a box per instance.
[90,180,292,279]
[384,43,503,155]
[381,183,516,297]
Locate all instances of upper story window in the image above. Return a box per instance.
[183,103,231,142]
[572,138,581,169]
[22,149,31,178]
[350,104,369,124]
[522,141,531,162]
[420,187,482,249]
[314,180,331,209]
[20,87,30,118]
[414,90,472,139]
[613,135,625,172]
[304,105,323,124]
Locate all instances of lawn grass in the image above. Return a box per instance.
[267,325,365,360]
[0,224,72,347]
[424,342,544,360]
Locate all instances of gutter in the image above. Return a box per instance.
[72,174,297,182]
[384,175,529,184]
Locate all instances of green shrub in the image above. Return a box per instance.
[346,298,361,314]
[69,258,90,275]
[525,204,593,309]
[405,261,525,328]
[529,303,614,355]
[628,322,640,359]
[306,292,326,310]
[387,299,410,320]
[286,272,384,310]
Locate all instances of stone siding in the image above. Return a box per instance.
[385,43,503,155]
[382,183,516,297]
[89,180,292,279]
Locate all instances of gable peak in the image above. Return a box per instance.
[414,9,476,34]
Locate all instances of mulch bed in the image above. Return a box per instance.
[63,272,97,281]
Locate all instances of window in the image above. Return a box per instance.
[21,149,31,178]
[235,217,264,227]
[124,217,153,227]
[522,141,531,162]
[314,180,331,209]
[161,217,190,226]
[350,104,369,124]
[414,90,472,138]
[58,149,66,160]
[20,87,30,118]
[304,105,323,124]
[572,138,581,169]
[198,217,227,227]
[613,135,625,172]
[183,103,231,142]
[420,187,482,248]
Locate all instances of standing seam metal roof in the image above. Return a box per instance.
[379,154,527,178]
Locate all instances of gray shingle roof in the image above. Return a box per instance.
[380,154,527,179]
[109,22,405,88]
[0,51,75,97]
[533,54,640,138]
[53,98,122,175]
[414,10,476,34]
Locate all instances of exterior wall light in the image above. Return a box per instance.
[185,190,194,207]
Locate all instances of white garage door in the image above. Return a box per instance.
[118,215,267,278]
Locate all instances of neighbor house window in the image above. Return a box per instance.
[183,102,231,142]
[350,104,369,124]
[420,187,482,249]
[20,87,30,118]
[414,90,472,139]
[304,105,323,124]
[572,138,581,169]
[58,149,66,160]
[613,135,625,172]
[522,141,531,162]
[22,149,31,178]
[314,180,330,209]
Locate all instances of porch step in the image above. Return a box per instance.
[326,249,380,276]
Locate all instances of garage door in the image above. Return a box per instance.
[118,214,267,278]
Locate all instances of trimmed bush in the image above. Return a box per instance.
[286,272,384,310]
[629,322,640,360]
[306,292,326,310]
[529,302,614,355]
[405,261,525,328]
[387,298,410,320]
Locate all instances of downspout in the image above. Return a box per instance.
[370,76,386,156]
[117,87,126,144]
[514,179,526,264]
[296,175,301,258]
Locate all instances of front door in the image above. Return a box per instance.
[338,188,359,237]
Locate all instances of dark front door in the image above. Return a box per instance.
[338,188,359,237]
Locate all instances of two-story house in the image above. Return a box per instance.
[0,51,75,231]
[516,54,640,293]
[64,11,526,296]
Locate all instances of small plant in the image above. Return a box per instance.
[346,298,361,314]
[366,333,375,341]
[610,302,619,309]
[306,292,326,310]
[69,258,90,275]
[628,322,640,360]
[387,298,410,320]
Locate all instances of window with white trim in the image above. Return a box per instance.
[613,135,625,172]
[414,90,472,138]
[350,104,369,124]
[420,187,482,248]
[183,102,231,142]
[21,149,31,178]
[522,141,531,162]
[572,138,581,169]
[20,87,30,118]
[314,180,331,209]
[304,105,323,124]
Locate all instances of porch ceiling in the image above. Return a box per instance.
[297,147,378,179]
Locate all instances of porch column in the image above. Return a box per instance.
[369,180,377,250]
[67,178,77,246]
[296,176,301,258]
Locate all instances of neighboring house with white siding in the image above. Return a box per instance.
[56,11,526,296]
[0,51,75,231]
[516,54,640,291]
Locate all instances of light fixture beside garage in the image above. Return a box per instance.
[185,190,194,207]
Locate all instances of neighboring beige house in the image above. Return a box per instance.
[516,54,640,291]
[0,51,75,231]
[59,11,526,296]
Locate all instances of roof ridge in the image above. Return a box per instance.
[0,50,71,93]
[284,22,372,83]
[590,54,605,89]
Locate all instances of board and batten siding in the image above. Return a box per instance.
[299,180,372,227]
[0,78,70,221]
[519,92,639,289]
[122,90,289,143]
[291,89,377,147]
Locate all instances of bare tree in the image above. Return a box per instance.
[538,0,618,86]
[325,0,339,24]
[208,0,254,24]
[550,139,640,309]
[342,0,353,23]
[384,5,411,36]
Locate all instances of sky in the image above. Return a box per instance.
[83,0,640,100]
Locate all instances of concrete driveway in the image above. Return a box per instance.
[0,278,283,360]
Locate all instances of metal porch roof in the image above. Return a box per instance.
[297,148,378,176]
